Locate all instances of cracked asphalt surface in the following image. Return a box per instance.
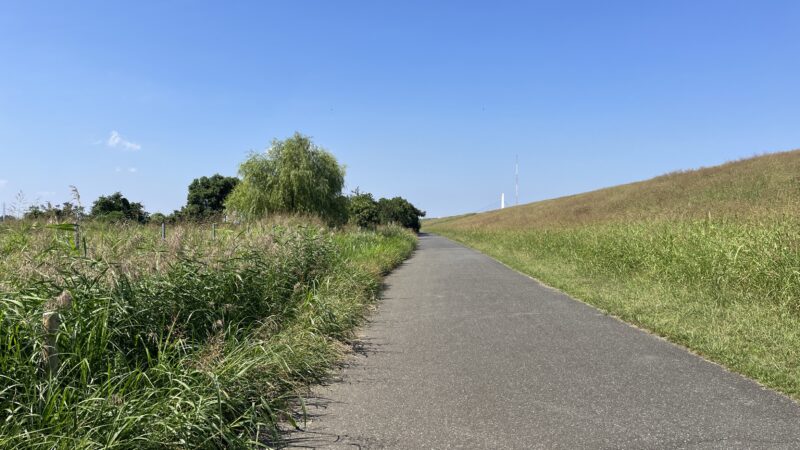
[281,234,800,449]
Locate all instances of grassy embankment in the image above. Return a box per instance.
[425,150,800,400]
[0,218,416,448]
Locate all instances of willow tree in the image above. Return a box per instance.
[225,133,347,222]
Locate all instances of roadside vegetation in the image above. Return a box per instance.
[0,133,423,448]
[425,149,800,401]
[11,133,424,232]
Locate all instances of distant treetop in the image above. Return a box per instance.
[225,132,347,223]
[183,174,239,219]
[90,192,148,224]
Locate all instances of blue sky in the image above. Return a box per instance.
[1,1,798,217]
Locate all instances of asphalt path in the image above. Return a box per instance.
[281,233,800,449]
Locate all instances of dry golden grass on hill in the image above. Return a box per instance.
[436,149,800,230]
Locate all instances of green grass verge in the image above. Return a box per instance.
[425,218,800,401]
[0,220,416,448]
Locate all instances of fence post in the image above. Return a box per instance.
[212,223,217,240]
[42,312,60,376]
[74,223,80,251]
[42,291,72,376]
[161,222,166,241]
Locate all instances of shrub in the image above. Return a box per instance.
[377,196,426,232]
[348,191,379,229]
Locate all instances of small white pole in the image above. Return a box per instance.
[515,155,519,206]
[501,193,505,209]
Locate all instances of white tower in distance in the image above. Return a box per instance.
[515,155,519,206]
[501,193,505,209]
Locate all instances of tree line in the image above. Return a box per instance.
[14,133,425,231]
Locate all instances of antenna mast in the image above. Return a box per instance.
[515,155,519,206]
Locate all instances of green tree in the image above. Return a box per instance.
[183,174,239,219]
[225,133,346,222]
[377,196,426,232]
[57,202,85,222]
[23,204,46,220]
[348,190,379,229]
[90,192,149,223]
[22,202,84,222]
[150,212,167,224]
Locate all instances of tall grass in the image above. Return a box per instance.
[0,219,416,448]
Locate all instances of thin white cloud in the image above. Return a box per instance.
[107,130,141,151]
[128,167,137,173]
[115,167,122,172]
[0,179,7,189]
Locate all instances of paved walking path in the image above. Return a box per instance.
[282,234,800,449]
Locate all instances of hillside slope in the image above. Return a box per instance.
[432,149,800,230]
[425,149,800,402]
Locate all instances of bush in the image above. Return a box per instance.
[348,191,379,229]
[377,196,426,232]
